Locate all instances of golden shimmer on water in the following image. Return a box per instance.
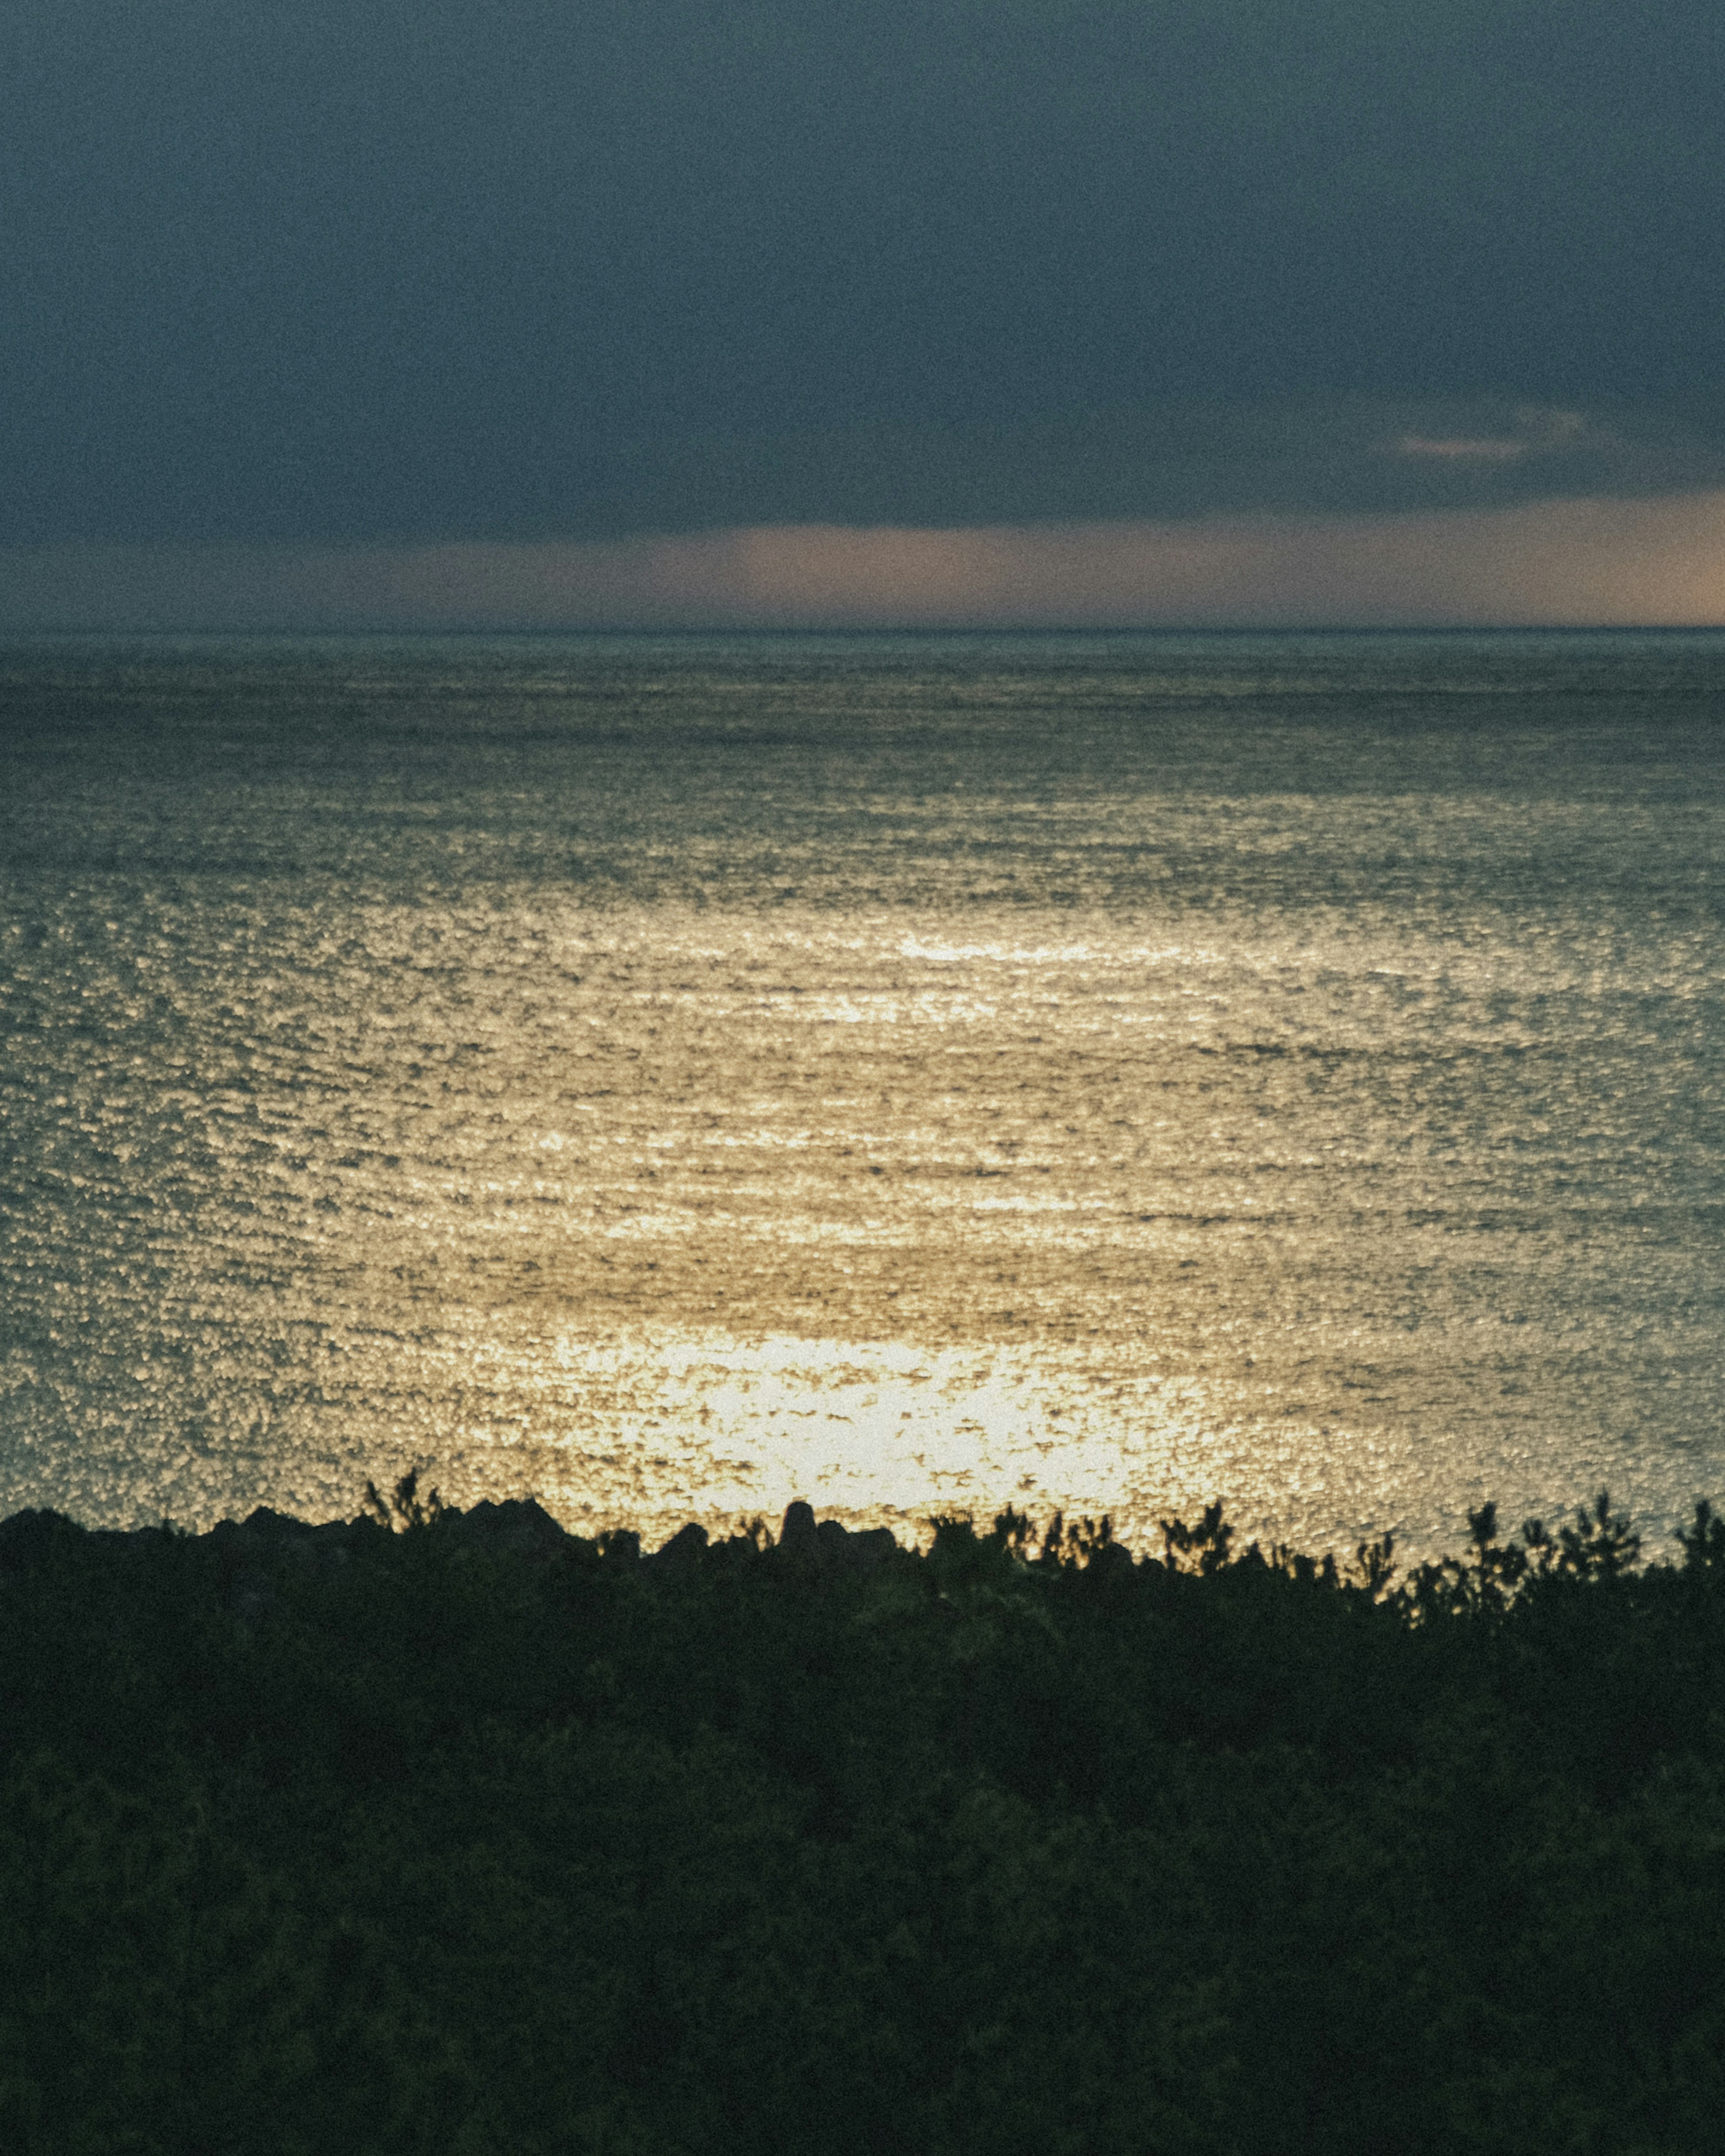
[2,634,1723,1555]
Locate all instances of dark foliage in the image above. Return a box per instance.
[3,1484,1725,2152]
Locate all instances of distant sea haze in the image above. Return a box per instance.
[2,630,1722,1558]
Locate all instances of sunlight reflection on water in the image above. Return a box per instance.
[2,632,1723,1556]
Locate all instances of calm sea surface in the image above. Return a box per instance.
[3,631,1723,1556]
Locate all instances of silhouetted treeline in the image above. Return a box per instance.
[4,1478,1725,2154]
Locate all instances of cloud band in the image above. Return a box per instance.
[4,490,1723,632]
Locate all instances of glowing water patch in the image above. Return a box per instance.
[522,1328,1229,1538]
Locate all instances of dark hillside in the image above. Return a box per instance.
[3,1482,1724,2155]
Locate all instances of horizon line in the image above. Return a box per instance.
[9,619,1725,640]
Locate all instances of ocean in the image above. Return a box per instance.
[2,630,1722,1559]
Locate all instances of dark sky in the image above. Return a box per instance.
[4,0,1724,548]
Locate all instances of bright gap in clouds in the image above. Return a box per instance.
[4,492,1724,631]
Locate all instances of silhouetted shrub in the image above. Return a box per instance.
[2,1486,1724,2152]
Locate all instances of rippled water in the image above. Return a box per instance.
[3,631,1722,1555]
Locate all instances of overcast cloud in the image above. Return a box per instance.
[3,0,1722,619]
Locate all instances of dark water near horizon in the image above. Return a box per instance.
[3,630,1723,1558]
